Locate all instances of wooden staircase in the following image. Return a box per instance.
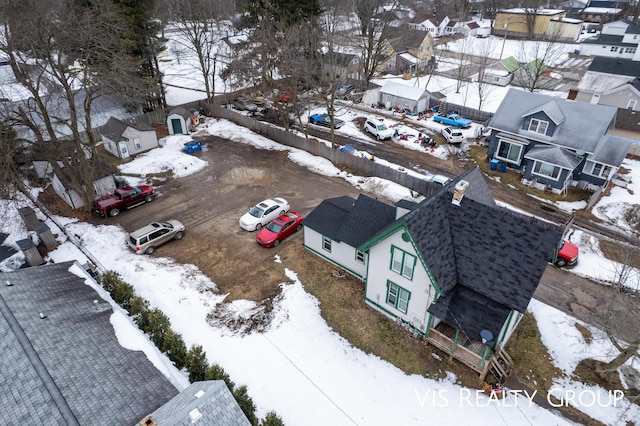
[487,347,514,384]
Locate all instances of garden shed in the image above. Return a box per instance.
[379,81,429,113]
[166,107,191,135]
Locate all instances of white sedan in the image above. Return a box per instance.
[239,198,290,231]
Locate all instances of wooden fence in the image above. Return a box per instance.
[202,102,445,198]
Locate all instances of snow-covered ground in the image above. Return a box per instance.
[1,118,639,425]
[1,22,639,426]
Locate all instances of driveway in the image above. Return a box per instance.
[90,128,639,341]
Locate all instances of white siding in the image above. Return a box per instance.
[303,227,367,279]
[495,310,523,347]
[364,228,436,333]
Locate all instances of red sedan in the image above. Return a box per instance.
[256,212,303,247]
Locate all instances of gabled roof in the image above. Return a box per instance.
[168,106,191,119]
[0,261,179,425]
[383,26,431,52]
[380,81,426,101]
[101,117,155,142]
[587,135,633,165]
[465,21,480,30]
[488,88,617,153]
[524,145,583,169]
[501,56,521,72]
[587,56,640,77]
[304,195,396,247]
[576,70,632,93]
[410,13,446,26]
[399,168,560,337]
[151,381,251,425]
[580,34,627,45]
[522,100,565,125]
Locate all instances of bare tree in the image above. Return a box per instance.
[168,0,234,103]
[601,250,640,372]
[453,37,473,93]
[354,0,398,87]
[473,38,498,111]
[0,0,147,209]
[513,26,565,92]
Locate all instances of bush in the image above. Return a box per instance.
[186,345,208,382]
[204,364,236,391]
[233,385,257,425]
[145,308,172,349]
[260,411,285,426]
[101,271,135,310]
[163,329,188,369]
[129,295,149,319]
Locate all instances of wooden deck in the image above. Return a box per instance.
[425,323,492,373]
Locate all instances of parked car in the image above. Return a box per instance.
[425,174,453,186]
[441,126,464,144]
[336,84,353,97]
[127,220,185,255]
[364,118,394,140]
[309,113,345,129]
[554,240,579,267]
[233,97,258,112]
[239,198,290,231]
[93,185,156,217]
[256,212,304,247]
[433,113,472,128]
[278,91,296,103]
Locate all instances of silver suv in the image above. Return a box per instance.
[127,220,185,255]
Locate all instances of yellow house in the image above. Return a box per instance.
[377,26,434,74]
[494,8,568,39]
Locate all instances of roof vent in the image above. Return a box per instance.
[6,280,13,286]
[194,390,205,399]
[452,180,469,206]
[189,408,203,423]
[139,415,157,426]
[40,312,47,319]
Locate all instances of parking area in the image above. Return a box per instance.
[91,133,364,302]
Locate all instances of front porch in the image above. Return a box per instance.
[425,322,492,373]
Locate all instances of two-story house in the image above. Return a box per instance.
[487,89,632,193]
[407,13,450,37]
[379,26,434,74]
[303,167,561,378]
[578,19,640,59]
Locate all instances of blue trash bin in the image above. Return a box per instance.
[499,162,507,173]
[184,140,202,154]
[490,159,499,171]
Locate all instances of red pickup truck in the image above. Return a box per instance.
[93,185,156,217]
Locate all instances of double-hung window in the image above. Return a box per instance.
[390,246,416,280]
[386,281,410,313]
[322,236,332,252]
[584,160,612,179]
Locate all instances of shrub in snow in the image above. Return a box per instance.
[186,345,208,382]
[205,364,235,391]
[260,411,285,426]
[233,385,257,425]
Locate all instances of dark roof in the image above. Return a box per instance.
[400,167,559,317]
[588,56,640,77]
[304,195,396,247]
[0,233,18,265]
[0,261,179,425]
[169,106,191,119]
[383,26,431,52]
[581,34,629,46]
[411,13,446,25]
[102,117,155,142]
[151,381,251,426]
[614,107,640,131]
[466,21,480,29]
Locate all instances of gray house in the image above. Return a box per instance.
[487,89,633,193]
[0,260,251,425]
[303,167,561,379]
[480,56,520,86]
[101,117,158,159]
[379,81,430,113]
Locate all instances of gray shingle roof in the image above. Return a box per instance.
[0,261,179,425]
[588,56,640,77]
[169,106,191,119]
[304,195,396,247]
[102,117,155,142]
[150,381,251,426]
[588,135,633,165]
[488,88,617,154]
[524,145,583,169]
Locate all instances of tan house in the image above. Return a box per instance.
[378,26,434,74]
[494,8,573,39]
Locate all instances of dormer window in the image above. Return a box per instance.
[528,118,548,135]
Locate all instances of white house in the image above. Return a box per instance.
[303,168,562,377]
[101,117,158,159]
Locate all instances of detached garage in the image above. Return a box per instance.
[379,81,429,113]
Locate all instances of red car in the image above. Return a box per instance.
[256,212,303,247]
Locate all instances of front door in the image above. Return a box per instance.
[118,141,130,158]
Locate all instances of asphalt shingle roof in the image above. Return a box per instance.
[524,145,583,169]
[151,381,251,426]
[488,88,617,154]
[587,56,640,77]
[304,195,396,247]
[0,261,179,425]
